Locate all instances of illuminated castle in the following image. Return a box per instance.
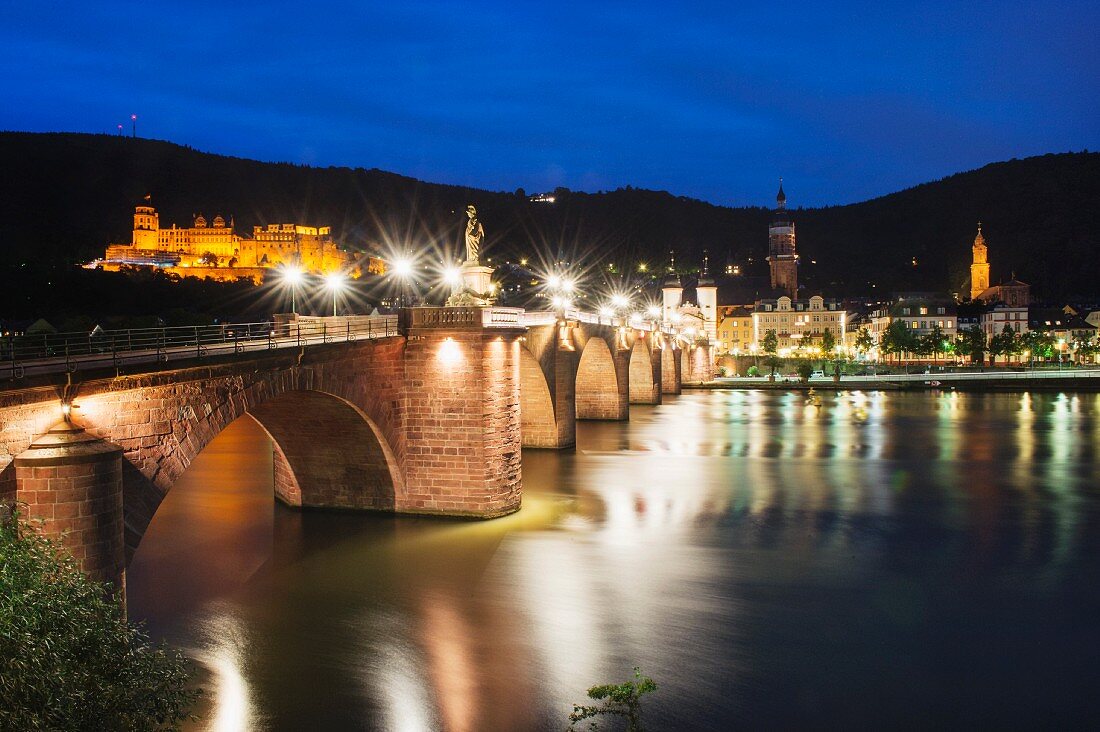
[103,199,370,278]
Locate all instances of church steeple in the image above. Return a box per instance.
[970,222,990,301]
[767,179,797,297]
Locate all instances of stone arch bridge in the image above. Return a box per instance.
[0,308,714,586]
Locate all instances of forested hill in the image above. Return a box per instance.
[0,132,1096,300]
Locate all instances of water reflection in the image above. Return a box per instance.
[128,391,1100,729]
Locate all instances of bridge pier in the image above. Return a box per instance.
[402,308,525,517]
[662,343,683,394]
[628,333,663,405]
[13,421,125,590]
[683,342,716,385]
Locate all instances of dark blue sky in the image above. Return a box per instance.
[3,1,1097,206]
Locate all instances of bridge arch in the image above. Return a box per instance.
[250,390,401,511]
[575,336,627,420]
[628,336,661,405]
[121,384,404,558]
[518,347,559,448]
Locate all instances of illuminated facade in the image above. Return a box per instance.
[717,306,754,353]
[103,200,372,277]
[753,295,844,353]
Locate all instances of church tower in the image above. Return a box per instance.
[970,223,990,301]
[767,180,798,297]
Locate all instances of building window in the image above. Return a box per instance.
[919,307,928,315]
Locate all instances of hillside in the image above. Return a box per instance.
[1,132,1097,303]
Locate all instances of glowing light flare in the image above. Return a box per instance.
[646,305,661,318]
[561,279,575,293]
[611,294,629,309]
[392,258,414,277]
[545,274,562,289]
[598,307,613,318]
[438,337,462,366]
[282,266,304,285]
[443,266,462,286]
[324,271,346,291]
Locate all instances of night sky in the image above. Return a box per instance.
[3,1,1096,206]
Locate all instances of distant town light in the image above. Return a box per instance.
[393,258,413,277]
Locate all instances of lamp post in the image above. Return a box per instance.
[283,266,304,314]
[325,272,345,317]
[391,257,414,307]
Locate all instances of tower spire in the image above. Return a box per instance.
[776,177,786,209]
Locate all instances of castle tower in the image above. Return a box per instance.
[970,223,990,301]
[767,180,798,297]
[132,198,159,249]
[696,250,718,341]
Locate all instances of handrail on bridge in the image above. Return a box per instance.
[2,316,398,381]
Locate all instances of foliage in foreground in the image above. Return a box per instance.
[0,514,200,731]
[568,667,657,731]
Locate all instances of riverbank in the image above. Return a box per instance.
[689,369,1100,392]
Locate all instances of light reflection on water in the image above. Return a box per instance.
[127,391,1100,729]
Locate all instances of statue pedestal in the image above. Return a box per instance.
[446,263,495,306]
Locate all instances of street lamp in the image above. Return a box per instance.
[282,266,304,314]
[325,272,346,316]
[390,257,415,307]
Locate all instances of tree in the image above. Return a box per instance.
[0,515,200,730]
[924,324,947,362]
[1022,330,1055,363]
[880,320,915,362]
[853,328,874,357]
[989,324,1019,366]
[762,329,778,355]
[954,325,987,365]
[198,251,219,267]
[796,361,813,383]
[569,668,657,732]
[821,329,836,354]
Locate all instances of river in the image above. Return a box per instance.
[127,390,1100,730]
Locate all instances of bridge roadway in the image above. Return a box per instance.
[0,307,715,588]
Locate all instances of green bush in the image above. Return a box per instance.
[0,514,200,731]
[746,365,760,377]
[796,361,813,383]
[569,667,657,731]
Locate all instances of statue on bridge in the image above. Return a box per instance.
[465,205,484,264]
[447,204,495,306]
